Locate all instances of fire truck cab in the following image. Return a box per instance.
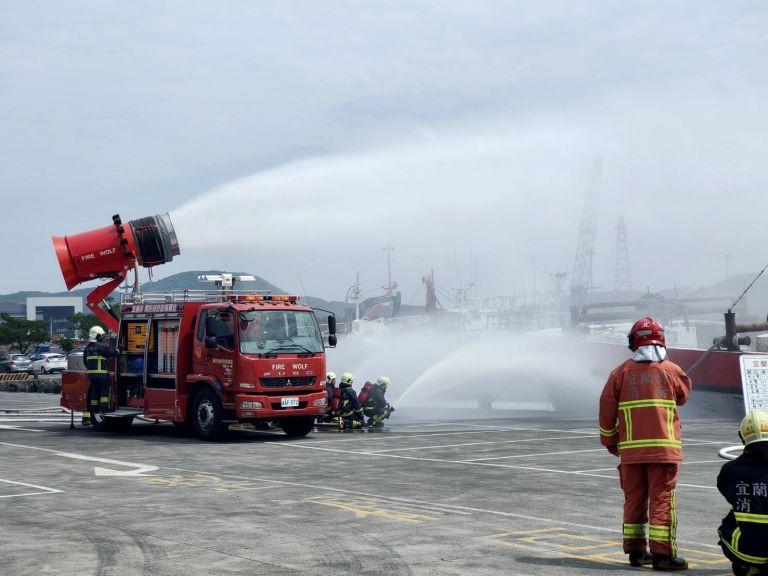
[62,288,336,440]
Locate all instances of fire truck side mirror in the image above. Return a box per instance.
[328,334,337,348]
[327,315,336,335]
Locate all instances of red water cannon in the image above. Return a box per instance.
[52,213,180,332]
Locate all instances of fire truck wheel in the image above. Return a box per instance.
[192,388,228,441]
[280,416,315,438]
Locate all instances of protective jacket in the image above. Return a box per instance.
[363,384,393,426]
[363,384,387,415]
[599,353,692,464]
[339,385,363,425]
[84,340,114,374]
[84,339,116,413]
[718,442,768,568]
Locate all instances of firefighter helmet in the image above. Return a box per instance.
[627,317,665,350]
[376,376,391,390]
[340,372,354,386]
[739,409,768,446]
[88,326,105,341]
[326,371,337,384]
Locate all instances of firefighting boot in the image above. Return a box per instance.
[652,555,688,571]
[629,552,653,567]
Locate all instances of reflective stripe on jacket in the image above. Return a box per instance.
[84,341,114,374]
[339,386,362,418]
[717,443,768,565]
[599,357,692,464]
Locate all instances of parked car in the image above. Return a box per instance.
[0,353,34,373]
[29,352,67,374]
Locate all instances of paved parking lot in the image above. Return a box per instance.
[0,391,746,576]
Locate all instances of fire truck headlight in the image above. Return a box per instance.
[313,397,327,407]
[241,401,263,409]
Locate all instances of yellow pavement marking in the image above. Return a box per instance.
[300,495,445,523]
[490,527,733,571]
[139,473,277,492]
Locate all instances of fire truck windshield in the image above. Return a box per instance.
[238,309,324,355]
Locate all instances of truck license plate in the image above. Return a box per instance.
[281,397,299,408]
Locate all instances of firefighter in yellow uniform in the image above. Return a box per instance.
[82,326,116,425]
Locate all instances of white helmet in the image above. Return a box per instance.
[326,371,337,384]
[88,326,105,341]
[376,376,391,390]
[340,372,354,386]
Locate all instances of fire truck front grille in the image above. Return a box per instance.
[259,376,316,388]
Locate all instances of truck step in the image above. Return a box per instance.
[103,408,143,418]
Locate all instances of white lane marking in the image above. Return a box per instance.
[314,429,506,443]
[460,447,607,462]
[683,440,731,446]
[55,452,159,476]
[454,422,598,434]
[0,442,158,476]
[274,442,721,491]
[0,478,62,498]
[163,463,720,550]
[314,426,597,444]
[0,424,44,432]
[367,434,595,453]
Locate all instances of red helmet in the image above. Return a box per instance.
[627,317,665,350]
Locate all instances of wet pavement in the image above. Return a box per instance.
[0,390,747,576]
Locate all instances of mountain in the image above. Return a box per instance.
[140,271,284,294]
[0,271,284,304]
[0,271,353,319]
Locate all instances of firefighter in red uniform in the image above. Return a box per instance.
[717,409,768,576]
[599,317,692,570]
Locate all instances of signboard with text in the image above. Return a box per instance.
[739,354,768,414]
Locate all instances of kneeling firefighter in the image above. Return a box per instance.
[363,376,395,427]
[717,409,768,576]
[338,372,364,430]
[82,326,116,425]
[320,372,337,423]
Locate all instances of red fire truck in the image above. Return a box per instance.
[54,213,337,440]
[61,283,337,440]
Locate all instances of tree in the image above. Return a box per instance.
[59,336,75,354]
[68,312,106,340]
[68,301,120,339]
[0,314,49,354]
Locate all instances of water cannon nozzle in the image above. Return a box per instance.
[52,212,180,290]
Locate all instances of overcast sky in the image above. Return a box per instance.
[2,1,766,305]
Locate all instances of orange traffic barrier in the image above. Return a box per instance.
[0,373,30,381]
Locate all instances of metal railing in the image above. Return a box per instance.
[121,289,273,305]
